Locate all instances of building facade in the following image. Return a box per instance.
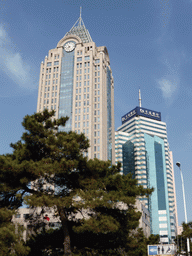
[36,15,115,163]
[115,106,178,243]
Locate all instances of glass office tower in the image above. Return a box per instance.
[36,14,115,163]
[115,106,178,243]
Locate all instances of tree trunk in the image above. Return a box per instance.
[57,206,72,256]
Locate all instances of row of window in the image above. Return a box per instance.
[42,73,59,79]
[76,94,90,100]
[75,115,89,121]
[75,107,89,114]
[76,88,89,93]
[77,62,90,68]
[43,98,57,104]
[76,81,90,87]
[45,80,58,85]
[44,86,58,92]
[47,61,59,67]
[42,67,59,73]
[44,92,57,98]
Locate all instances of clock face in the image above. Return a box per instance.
[64,42,75,52]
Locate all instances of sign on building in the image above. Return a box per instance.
[148,244,176,256]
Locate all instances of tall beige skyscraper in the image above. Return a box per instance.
[37,14,115,163]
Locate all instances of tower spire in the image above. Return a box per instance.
[139,88,142,107]
[80,6,82,20]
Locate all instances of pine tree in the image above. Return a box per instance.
[0,110,152,255]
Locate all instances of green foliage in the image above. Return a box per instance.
[175,222,192,255]
[0,110,153,255]
[0,208,30,256]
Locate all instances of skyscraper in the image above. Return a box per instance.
[115,100,178,243]
[37,13,115,163]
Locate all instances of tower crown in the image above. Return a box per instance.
[64,8,92,43]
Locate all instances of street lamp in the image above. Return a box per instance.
[176,162,190,255]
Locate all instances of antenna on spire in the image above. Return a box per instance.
[80,7,82,19]
[139,88,142,107]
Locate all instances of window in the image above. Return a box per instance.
[49,68,51,73]
[75,116,77,121]
[47,62,52,67]
[98,65,100,70]
[95,84,97,89]
[77,57,82,62]
[75,123,77,128]
[87,75,89,79]
[79,95,81,100]
[52,99,54,103]
[77,63,79,68]
[87,114,89,119]
[83,115,85,120]
[94,146,97,152]
[79,88,81,93]
[46,69,48,73]
[47,99,49,104]
[15,214,21,218]
[98,78,100,82]
[80,63,82,68]
[87,121,89,127]
[88,68,90,73]
[44,93,46,98]
[55,92,57,96]
[54,61,59,65]
[54,67,56,72]
[49,74,51,79]
[55,98,57,103]
[48,80,50,85]
[76,89,78,94]
[98,97,100,102]
[76,82,78,87]
[98,90,100,95]
[83,122,85,127]
[84,75,86,80]
[87,81,89,86]
[78,122,80,128]
[95,78,97,82]
[85,56,90,60]
[98,84,100,89]
[76,76,78,81]
[84,62,87,67]
[98,103,100,108]
[87,94,89,99]
[79,82,81,87]
[88,62,90,67]
[84,81,86,86]
[56,79,58,84]
[84,88,86,92]
[77,70,79,74]
[55,86,57,90]
[95,59,100,63]
[98,146,100,151]
[79,109,81,114]
[57,67,59,71]
[45,87,47,92]
[84,94,86,99]
[53,74,55,78]
[75,109,77,114]
[98,71,100,76]
[84,69,86,73]
[56,73,58,78]
[87,87,89,92]
[94,104,97,109]
[54,105,56,109]
[87,107,89,112]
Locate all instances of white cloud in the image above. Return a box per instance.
[157,78,178,98]
[0,24,35,90]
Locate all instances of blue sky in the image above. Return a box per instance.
[0,0,192,226]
